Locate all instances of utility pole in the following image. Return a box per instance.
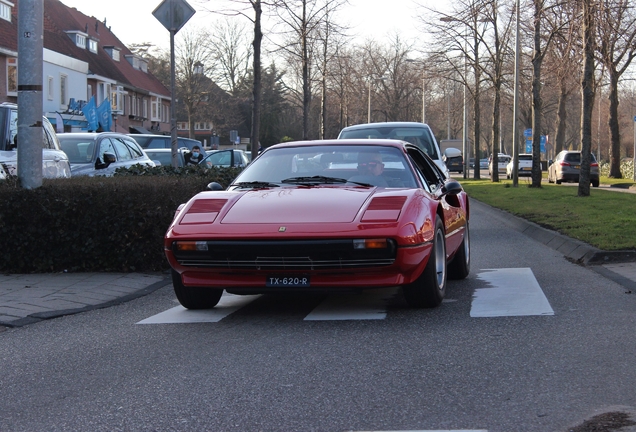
[18,0,44,189]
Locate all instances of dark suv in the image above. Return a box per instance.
[548,150,600,187]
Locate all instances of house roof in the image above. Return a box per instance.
[0,0,170,98]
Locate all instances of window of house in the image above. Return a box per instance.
[60,74,68,107]
[151,97,160,121]
[97,82,111,105]
[76,34,86,48]
[47,76,54,100]
[142,99,148,119]
[0,1,12,22]
[110,86,126,114]
[7,57,17,96]
[88,39,98,54]
[87,84,92,101]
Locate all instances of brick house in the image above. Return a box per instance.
[0,0,171,133]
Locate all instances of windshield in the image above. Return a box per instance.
[233,145,418,188]
[339,126,439,160]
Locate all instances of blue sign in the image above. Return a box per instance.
[525,136,546,153]
[524,128,533,138]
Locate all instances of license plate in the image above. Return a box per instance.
[521,167,530,171]
[574,165,580,169]
[266,276,310,287]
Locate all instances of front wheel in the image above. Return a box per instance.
[172,270,223,309]
[403,216,447,308]
[448,221,470,280]
[592,179,599,187]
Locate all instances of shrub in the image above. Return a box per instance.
[0,166,242,273]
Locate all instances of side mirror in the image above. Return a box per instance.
[207,182,224,191]
[441,179,463,196]
[548,159,553,166]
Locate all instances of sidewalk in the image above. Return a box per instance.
[0,272,169,328]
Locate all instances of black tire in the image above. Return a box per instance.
[403,216,447,308]
[547,171,553,183]
[592,179,599,187]
[172,270,223,309]
[556,179,562,185]
[448,221,470,280]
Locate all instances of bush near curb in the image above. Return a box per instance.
[0,165,242,274]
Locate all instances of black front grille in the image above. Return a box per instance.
[173,239,397,270]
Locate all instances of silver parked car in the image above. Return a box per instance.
[548,150,600,187]
[337,122,449,178]
[59,132,155,177]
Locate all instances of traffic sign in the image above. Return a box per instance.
[153,0,195,33]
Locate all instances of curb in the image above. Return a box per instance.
[0,277,171,328]
[470,199,636,265]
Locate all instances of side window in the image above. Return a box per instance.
[42,128,54,149]
[146,138,165,149]
[9,109,17,147]
[407,147,444,193]
[122,138,144,159]
[98,138,117,162]
[112,138,133,161]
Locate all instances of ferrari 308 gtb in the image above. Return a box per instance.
[164,139,470,309]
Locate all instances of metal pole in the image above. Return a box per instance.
[447,83,451,140]
[633,116,636,180]
[17,0,43,189]
[462,25,468,179]
[170,28,178,168]
[512,0,520,187]
[367,80,371,123]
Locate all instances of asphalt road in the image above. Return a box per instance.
[1,202,635,432]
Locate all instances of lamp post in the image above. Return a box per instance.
[512,0,520,186]
[367,76,387,123]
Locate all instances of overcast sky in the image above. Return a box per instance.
[58,0,430,50]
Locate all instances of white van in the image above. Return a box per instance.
[489,153,511,175]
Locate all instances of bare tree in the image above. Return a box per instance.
[174,29,215,139]
[480,0,515,182]
[596,0,636,178]
[209,18,253,95]
[579,0,596,196]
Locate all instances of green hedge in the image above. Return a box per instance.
[0,165,242,273]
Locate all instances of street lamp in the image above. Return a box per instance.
[367,76,387,123]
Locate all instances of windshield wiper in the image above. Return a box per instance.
[230,181,280,189]
[281,175,350,184]
[281,176,374,187]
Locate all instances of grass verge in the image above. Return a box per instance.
[460,178,636,251]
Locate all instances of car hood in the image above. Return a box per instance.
[222,187,376,223]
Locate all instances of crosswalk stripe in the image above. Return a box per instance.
[136,293,260,324]
[471,268,554,317]
[304,287,399,321]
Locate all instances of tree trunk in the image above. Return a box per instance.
[554,78,567,156]
[250,0,262,161]
[301,1,310,140]
[579,0,595,197]
[607,69,622,178]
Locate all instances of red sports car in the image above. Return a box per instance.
[164,139,470,309]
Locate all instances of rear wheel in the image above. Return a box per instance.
[556,179,562,184]
[403,216,447,308]
[172,270,223,309]
[448,221,470,280]
[592,179,599,187]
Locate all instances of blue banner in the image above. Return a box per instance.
[97,98,112,132]
[81,96,99,131]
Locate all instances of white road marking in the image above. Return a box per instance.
[351,429,487,432]
[136,293,260,324]
[304,287,398,321]
[471,268,554,317]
